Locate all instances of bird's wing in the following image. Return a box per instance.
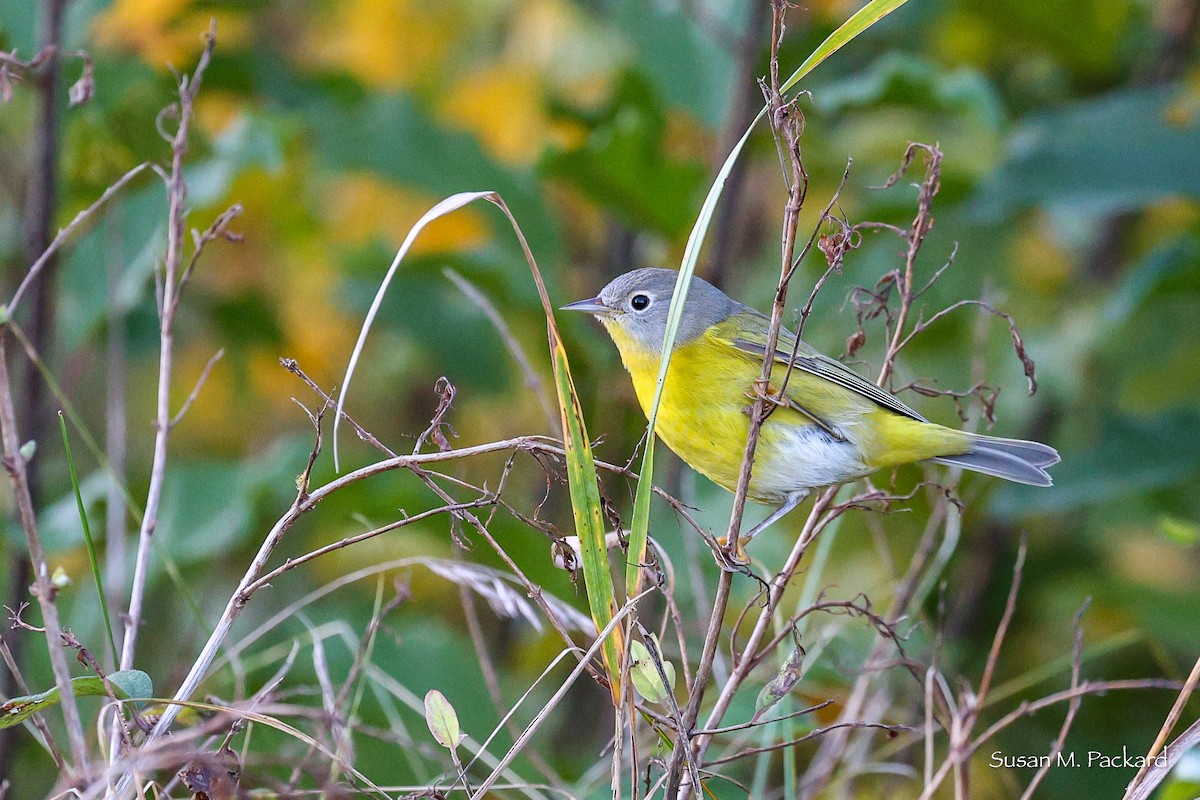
[714,307,928,424]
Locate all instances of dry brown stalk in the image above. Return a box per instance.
[0,324,89,777]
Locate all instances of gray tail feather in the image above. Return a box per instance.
[932,434,1059,487]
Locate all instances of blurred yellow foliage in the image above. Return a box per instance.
[195,92,247,136]
[268,246,358,379]
[440,64,555,165]
[93,0,248,65]
[324,174,489,252]
[930,11,998,68]
[437,0,615,164]
[1008,214,1073,294]
[303,0,459,89]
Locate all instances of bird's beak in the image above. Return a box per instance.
[560,297,615,317]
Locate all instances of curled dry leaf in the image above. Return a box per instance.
[68,52,94,107]
[753,641,806,722]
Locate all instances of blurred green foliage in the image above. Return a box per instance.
[1,0,1199,797]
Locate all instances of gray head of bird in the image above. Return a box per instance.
[561,268,739,354]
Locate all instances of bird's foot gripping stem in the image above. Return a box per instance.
[714,534,752,571]
[713,491,809,572]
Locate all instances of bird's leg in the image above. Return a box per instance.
[716,490,809,570]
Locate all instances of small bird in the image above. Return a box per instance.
[562,268,1058,561]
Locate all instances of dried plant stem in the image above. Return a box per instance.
[1123,650,1200,799]
[7,162,150,317]
[285,362,600,675]
[877,144,941,389]
[468,589,653,800]
[0,335,88,772]
[695,491,834,759]
[668,5,812,794]
[0,635,64,771]
[120,30,215,672]
[127,430,604,764]
[668,569,732,796]
[1021,599,1090,800]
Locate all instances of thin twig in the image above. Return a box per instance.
[704,721,913,768]
[877,143,942,389]
[1021,598,1090,800]
[1123,649,1200,799]
[244,499,496,594]
[6,161,151,316]
[170,348,224,428]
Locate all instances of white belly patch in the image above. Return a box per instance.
[752,423,869,501]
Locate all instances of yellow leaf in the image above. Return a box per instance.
[324,174,490,253]
[302,0,458,89]
[93,0,248,67]
[439,64,551,166]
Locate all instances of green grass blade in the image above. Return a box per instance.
[549,330,624,703]
[780,0,912,94]
[625,122,756,597]
[480,194,625,706]
[59,412,119,666]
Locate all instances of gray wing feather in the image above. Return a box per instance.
[730,327,927,422]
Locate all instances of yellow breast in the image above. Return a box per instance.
[603,321,827,501]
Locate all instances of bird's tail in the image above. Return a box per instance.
[932,433,1060,487]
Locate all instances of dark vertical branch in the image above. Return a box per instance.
[1,0,68,784]
[707,0,772,291]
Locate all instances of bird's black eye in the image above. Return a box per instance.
[630,293,651,311]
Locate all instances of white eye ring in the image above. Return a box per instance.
[631,293,651,311]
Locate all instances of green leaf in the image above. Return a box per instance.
[0,670,152,730]
[1157,515,1200,547]
[60,183,167,351]
[423,689,461,750]
[0,0,37,53]
[813,53,1003,128]
[629,636,676,705]
[1103,236,1200,328]
[187,113,285,206]
[992,409,1200,516]
[608,0,737,121]
[157,437,312,566]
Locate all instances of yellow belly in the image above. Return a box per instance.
[607,326,861,501]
